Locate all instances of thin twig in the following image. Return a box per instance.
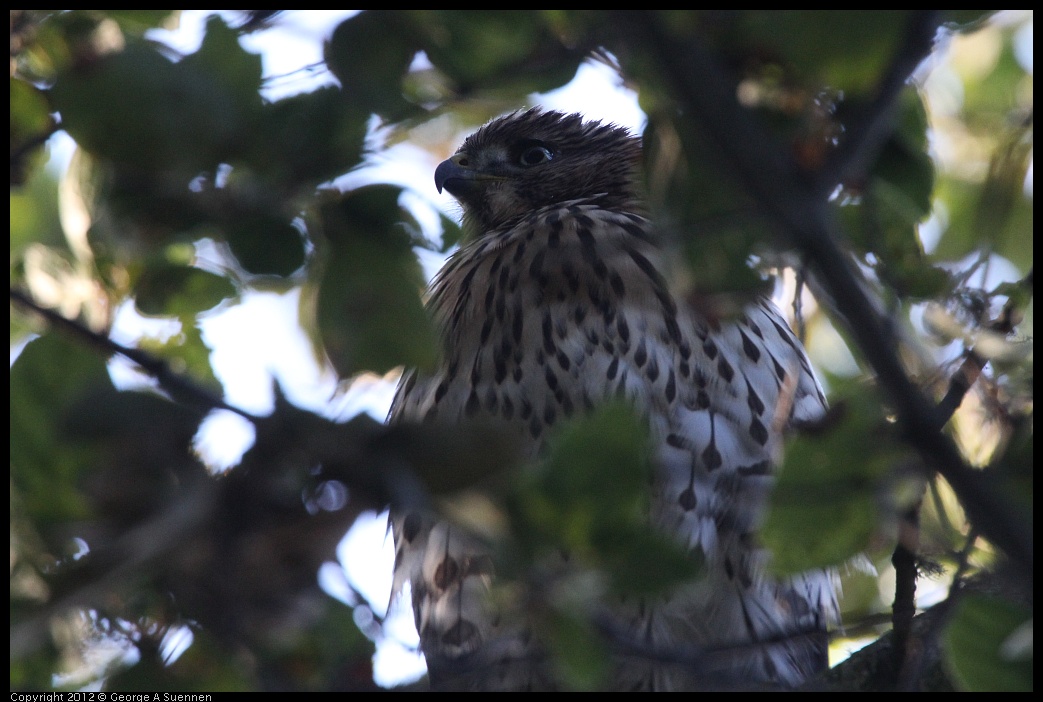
[935,269,1033,427]
[890,268,1030,682]
[895,529,979,691]
[890,500,921,683]
[10,287,259,422]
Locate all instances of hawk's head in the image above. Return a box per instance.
[435,108,643,235]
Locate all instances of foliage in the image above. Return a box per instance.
[10,9,1032,692]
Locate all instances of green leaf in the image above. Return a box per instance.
[8,619,60,690]
[601,527,703,595]
[10,77,53,184]
[246,86,367,190]
[48,43,170,168]
[957,27,1029,116]
[765,389,905,572]
[437,211,465,253]
[943,594,1032,691]
[546,611,609,690]
[932,167,1033,272]
[848,177,951,300]
[316,185,437,376]
[868,90,935,220]
[835,90,945,299]
[734,11,910,93]
[642,115,774,297]
[51,17,261,173]
[412,11,581,96]
[10,153,64,264]
[135,262,236,317]
[540,401,651,519]
[225,213,306,277]
[512,402,697,594]
[51,45,223,171]
[137,322,222,396]
[325,11,420,121]
[928,23,1032,273]
[180,14,264,116]
[10,333,113,526]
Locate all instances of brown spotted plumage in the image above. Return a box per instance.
[389,109,837,690]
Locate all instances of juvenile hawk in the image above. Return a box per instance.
[389,109,837,690]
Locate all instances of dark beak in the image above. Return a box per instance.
[434,154,475,195]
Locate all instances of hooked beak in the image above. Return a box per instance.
[434,154,474,195]
[434,153,504,198]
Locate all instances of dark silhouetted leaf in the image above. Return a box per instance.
[226,214,306,277]
[135,262,236,317]
[316,185,437,377]
[734,11,910,93]
[412,11,581,96]
[325,11,420,121]
[51,15,261,175]
[246,86,368,189]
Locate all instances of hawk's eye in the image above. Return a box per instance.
[518,145,554,167]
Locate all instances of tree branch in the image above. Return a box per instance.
[620,10,1032,572]
[818,12,941,197]
[11,287,258,421]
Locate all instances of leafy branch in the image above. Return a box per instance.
[618,9,1032,574]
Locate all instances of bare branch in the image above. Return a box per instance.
[11,287,259,422]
